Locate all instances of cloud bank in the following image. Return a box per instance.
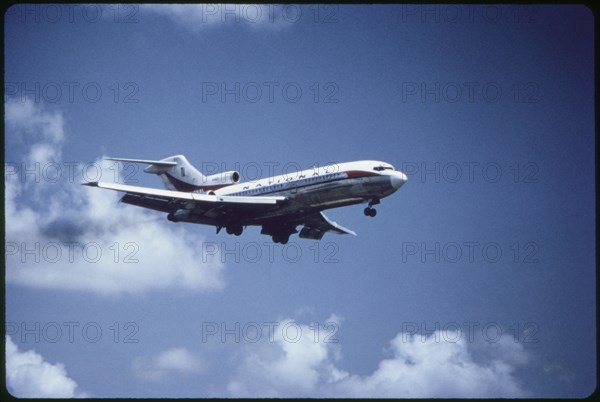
[225,316,530,398]
[5,98,226,295]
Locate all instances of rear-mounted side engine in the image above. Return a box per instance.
[203,171,240,188]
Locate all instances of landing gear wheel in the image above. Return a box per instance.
[272,233,290,244]
[226,225,243,236]
[364,207,377,217]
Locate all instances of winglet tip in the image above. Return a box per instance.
[82,181,99,187]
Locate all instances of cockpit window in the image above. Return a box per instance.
[373,165,394,171]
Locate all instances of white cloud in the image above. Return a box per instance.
[141,4,296,32]
[227,316,346,397]
[133,347,204,382]
[6,336,87,398]
[226,316,530,398]
[5,98,226,295]
[332,332,529,398]
[5,97,64,164]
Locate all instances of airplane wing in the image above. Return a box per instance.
[297,212,357,240]
[83,181,285,215]
[84,181,352,240]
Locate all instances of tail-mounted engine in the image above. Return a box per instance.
[203,171,240,188]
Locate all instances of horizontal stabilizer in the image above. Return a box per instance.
[106,157,178,167]
[106,157,178,175]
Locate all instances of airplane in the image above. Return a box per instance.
[83,155,408,244]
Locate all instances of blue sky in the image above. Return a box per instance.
[4,4,595,398]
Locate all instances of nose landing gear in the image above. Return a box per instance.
[364,207,377,217]
[364,197,380,218]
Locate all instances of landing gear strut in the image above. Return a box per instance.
[364,198,380,218]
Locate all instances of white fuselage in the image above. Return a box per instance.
[207,160,407,222]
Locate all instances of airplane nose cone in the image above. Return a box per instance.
[391,171,408,189]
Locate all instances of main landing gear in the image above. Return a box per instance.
[272,233,290,245]
[364,197,380,218]
[225,225,243,236]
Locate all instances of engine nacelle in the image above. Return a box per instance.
[203,171,240,187]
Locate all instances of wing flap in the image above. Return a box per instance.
[298,212,356,239]
[120,193,179,213]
